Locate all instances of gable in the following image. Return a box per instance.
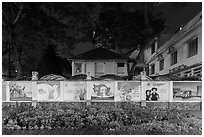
[69,47,127,60]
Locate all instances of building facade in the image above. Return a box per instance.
[144,11,202,79]
[69,47,130,77]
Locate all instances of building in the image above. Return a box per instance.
[144,11,202,80]
[69,47,131,77]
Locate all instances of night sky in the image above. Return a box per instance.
[154,2,201,32]
[71,2,202,57]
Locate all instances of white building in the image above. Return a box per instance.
[69,47,130,77]
[144,11,202,79]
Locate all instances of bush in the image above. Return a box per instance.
[2,103,202,135]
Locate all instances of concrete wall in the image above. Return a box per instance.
[2,81,201,110]
[2,81,201,102]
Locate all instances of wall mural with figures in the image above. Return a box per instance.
[88,81,115,101]
[115,81,141,102]
[2,81,202,102]
[9,81,32,101]
[173,81,202,101]
[37,81,61,101]
[143,81,170,102]
[63,82,86,101]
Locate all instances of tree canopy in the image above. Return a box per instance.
[2,2,166,78]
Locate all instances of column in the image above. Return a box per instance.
[82,61,85,74]
[72,61,75,76]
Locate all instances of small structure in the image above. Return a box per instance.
[32,71,39,80]
[69,47,131,78]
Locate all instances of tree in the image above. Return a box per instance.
[2,2,25,77]
[92,3,166,79]
[37,45,68,77]
[2,2,102,77]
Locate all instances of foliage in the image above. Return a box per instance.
[2,103,202,135]
[2,2,102,76]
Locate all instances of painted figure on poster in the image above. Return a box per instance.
[119,83,132,101]
[146,90,151,101]
[93,84,111,97]
[145,87,160,101]
[37,84,59,101]
[150,87,159,101]
[10,84,26,98]
[75,88,86,100]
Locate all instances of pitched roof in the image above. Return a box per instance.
[69,47,127,60]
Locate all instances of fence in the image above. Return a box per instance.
[2,81,202,104]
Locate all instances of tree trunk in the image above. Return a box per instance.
[144,2,153,35]
[10,25,23,77]
[126,58,130,79]
[8,43,11,76]
[16,47,23,77]
[129,61,138,79]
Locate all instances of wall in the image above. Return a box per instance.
[2,81,201,110]
[2,81,201,102]
[72,59,128,77]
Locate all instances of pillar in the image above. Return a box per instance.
[82,61,85,74]
[72,61,75,76]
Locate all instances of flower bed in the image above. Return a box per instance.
[2,103,202,135]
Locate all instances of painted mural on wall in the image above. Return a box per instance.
[143,81,169,102]
[89,81,115,101]
[2,82,7,101]
[9,82,32,101]
[115,81,141,102]
[173,82,202,101]
[63,82,86,101]
[37,81,60,101]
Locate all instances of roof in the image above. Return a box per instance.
[69,47,127,60]
[150,74,181,81]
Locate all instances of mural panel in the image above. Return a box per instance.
[37,81,60,101]
[115,81,141,101]
[9,81,32,101]
[88,81,115,101]
[173,81,202,101]
[143,81,169,102]
[63,82,87,101]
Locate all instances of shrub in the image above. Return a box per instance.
[2,103,201,135]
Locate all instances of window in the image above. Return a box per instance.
[151,43,155,54]
[171,51,177,65]
[96,63,104,74]
[188,37,198,58]
[75,63,82,74]
[150,64,155,75]
[159,59,164,71]
[117,63,125,74]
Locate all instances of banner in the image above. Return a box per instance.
[143,81,169,102]
[2,82,7,101]
[115,81,141,102]
[9,81,32,101]
[63,82,87,101]
[88,81,115,101]
[173,81,202,101]
[37,81,61,101]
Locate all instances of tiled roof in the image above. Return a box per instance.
[69,47,127,60]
